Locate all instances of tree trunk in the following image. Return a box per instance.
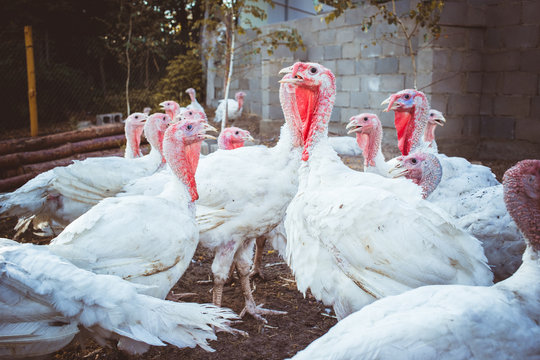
[125,14,133,115]
[222,7,236,131]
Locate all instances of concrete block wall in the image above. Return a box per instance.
[207,0,540,160]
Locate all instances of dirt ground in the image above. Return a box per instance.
[0,113,518,359]
[0,216,337,360]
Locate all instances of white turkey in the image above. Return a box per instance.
[0,113,169,235]
[194,78,302,322]
[382,89,499,200]
[395,152,525,281]
[281,62,492,320]
[47,110,215,299]
[385,93,523,280]
[186,88,205,113]
[160,100,185,121]
[218,127,254,150]
[0,238,239,358]
[291,159,540,360]
[213,91,246,123]
[123,112,147,158]
[424,108,446,151]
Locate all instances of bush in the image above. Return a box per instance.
[152,53,204,111]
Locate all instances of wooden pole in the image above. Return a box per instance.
[24,25,38,137]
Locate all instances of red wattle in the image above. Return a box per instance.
[394,111,413,155]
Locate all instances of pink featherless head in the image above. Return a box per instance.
[218,127,253,150]
[503,160,540,250]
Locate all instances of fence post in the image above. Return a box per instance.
[24,25,38,137]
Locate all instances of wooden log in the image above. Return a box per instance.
[0,173,37,193]
[0,123,124,155]
[0,134,126,171]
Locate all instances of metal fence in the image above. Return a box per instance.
[1,28,168,131]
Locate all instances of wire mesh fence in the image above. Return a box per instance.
[0,27,171,132]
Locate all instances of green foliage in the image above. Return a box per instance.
[152,53,204,109]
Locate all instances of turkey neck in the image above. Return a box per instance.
[236,96,244,113]
[218,135,244,150]
[163,132,201,202]
[357,126,383,169]
[398,95,429,156]
[125,123,144,158]
[144,122,167,165]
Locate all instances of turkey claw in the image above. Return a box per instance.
[240,303,287,323]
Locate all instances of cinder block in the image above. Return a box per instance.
[462,53,482,72]
[416,50,433,71]
[434,31,467,49]
[324,45,342,60]
[342,42,361,59]
[468,30,484,49]
[361,43,382,58]
[335,91,350,107]
[481,73,500,94]
[502,25,540,49]
[341,76,361,91]
[480,117,515,140]
[338,28,355,43]
[438,116,466,139]
[429,94,448,114]
[484,28,505,48]
[523,0,540,25]
[531,96,540,117]
[362,76,380,92]
[461,116,481,137]
[96,113,122,125]
[355,59,375,74]
[319,28,337,44]
[378,111,394,128]
[514,117,540,142]
[501,72,538,95]
[432,72,463,94]
[480,95,493,115]
[268,104,283,120]
[341,107,359,123]
[486,1,521,27]
[350,91,369,108]
[375,57,398,74]
[467,4,486,27]
[381,41,404,57]
[484,51,520,72]
[467,72,483,93]
[379,75,405,92]
[519,48,540,72]
[433,50,450,72]
[345,8,366,26]
[399,56,413,74]
[307,46,324,61]
[320,60,337,72]
[448,94,480,115]
[441,2,469,26]
[493,96,531,117]
[337,59,356,75]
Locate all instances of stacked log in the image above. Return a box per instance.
[0,124,132,192]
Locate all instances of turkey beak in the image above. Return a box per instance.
[242,133,255,142]
[346,119,362,134]
[159,101,167,110]
[202,123,218,134]
[381,96,397,112]
[434,116,446,127]
[389,163,408,178]
[279,65,294,75]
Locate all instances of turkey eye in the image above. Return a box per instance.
[235,131,239,135]
[187,124,192,130]
[134,116,139,119]
[363,117,368,121]
[430,113,434,117]
[411,158,417,164]
[310,67,317,74]
[404,94,410,100]
[188,111,193,116]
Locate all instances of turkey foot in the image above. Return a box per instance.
[239,269,286,323]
